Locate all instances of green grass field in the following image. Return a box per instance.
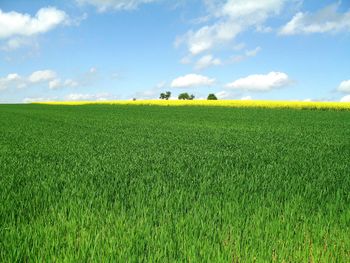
[1,104,350,262]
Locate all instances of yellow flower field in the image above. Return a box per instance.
[37,99,350,110]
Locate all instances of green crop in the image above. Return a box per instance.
[0,104,349,262]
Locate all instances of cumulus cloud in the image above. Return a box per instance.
[48,79,61,89]
[229,46,262,63]
[215,90,231,99]
[175,21,241,56]
[76,0,157,12]
[65,93,115,101]
[232,42,246,51]
[64,79,79,87]
[195,54,221,70]
[214,90,251,100]
[0,7,67,39]
[0,7,85,51]
[131,81,169,100]
[1,37,39,51]
[29,70,57,83]
[49,79,79,90]
[226,71,291,91]
[23,97,58,103]
[256,25,273,33]
[6,73,21,81]
[280,3,350,35]
[337,80,350,93]
[89,67,97,74]
[24,92,117,103]
[0,73,22,91]
[176,0,286,55]
[171,74,215,88]
[241,95,252,100]
[180,56,192,65]
[74,67,99,87]
[245,46,261,57]
[0,69,84,91]
[340,95,350,102]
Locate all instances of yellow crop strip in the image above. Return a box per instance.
[35,100,350,110]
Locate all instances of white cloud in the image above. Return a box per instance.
[176,21,242,55]
[132,81,168,100]
[0,69,84,91]
[215,90,231,99]
[133,89,159,99]
[65,93,115,101]
[195,54,221,70]
[220,0,284,19]
[64,79,79,87]
[76,0,157,12]
[49,78,79,90]
[23,92,114,103]
[215,90,247,99]
[0,73,22,91]
[177,0,286,55]
[231,55,245,63]
[171,74,215,88]
[340,95,350,102]
[89,67,97,74]
[49,79,61,89]
[256,25,273,33]
[226,71,291,91]
[280,3,350,35]
[241,95,252,100]
[180,56,192,64]
[0,7,67,39]
[75,67,99,87]
[245,46,261,57]
[1,37,39,51]
[29,70,57,83]
[0,8,85,51]
[66,13,88,26]
[337,80,350,93]
[7,73,21,81]
[228,46,262,64]
[232,42,246,51]
[23,97,57,103]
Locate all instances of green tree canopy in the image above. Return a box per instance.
[207,94,218,100]
[160,91,171,100]
[178,93,195,100]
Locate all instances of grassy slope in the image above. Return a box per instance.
[0,104,350,262]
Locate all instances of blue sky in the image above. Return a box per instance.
[0,0,349,103]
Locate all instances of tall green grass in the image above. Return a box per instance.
[0,104,349,262]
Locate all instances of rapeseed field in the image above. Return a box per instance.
[38,99,350,111]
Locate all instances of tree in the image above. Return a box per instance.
[178,93,195,100]
[207,93,218,100]
[160,91,171,100]
[165,91,171,100]
[178,93,189,100]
